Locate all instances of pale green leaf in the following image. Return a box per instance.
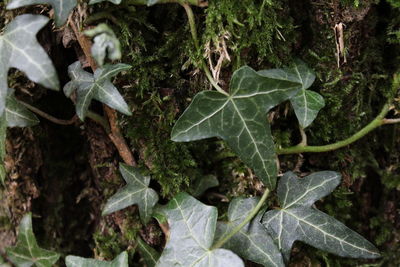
[102,163,159,224]
[171,66,301,189]
[156,193,244,267]
[191,174,219,197]
[215,197,284,267]
[85,24,122,67]
[7,0,77,27]
[65,251,128,267]
[6,213,60,267]
[0,15,59,116]
[5,90,39,127]
[137,237,160,267]
[64,61,132,120]
[259,60,324,128]
[262,172,380,261]
[89,0,122,4]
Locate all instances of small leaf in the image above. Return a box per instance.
[89,0,122,4]
[0,14,59,116]
[5,90,39,127]
[191,174,219,197]
[85,24,122,67]
[215,197,284,267]
[156,193,244,267]
[65,251,128,267]
[137,237,160,267]
[171,66,301,189]
[262,172,381,261]
[64,61,132,120]
[6,213,60,267]
[102,163,159,224]
[259,60,324,128]
[7,0,77,27]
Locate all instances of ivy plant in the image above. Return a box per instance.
[66,252,128,267]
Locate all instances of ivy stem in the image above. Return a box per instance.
[212,188,270,249]
[276,103,398,155]
[182,3,229,96]
[299,125,307,146]
[86,111,111,133]
[19,101,77,126]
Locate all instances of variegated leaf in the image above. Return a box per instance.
[66,251,128,267]
[171,66,301,189]
[215,197,284,267]
[7,0,77,27]
[156,193,244,267]
[64,61,131,120]
[262,172,380,262]
[102,163,158,224]
[0,15,59,116]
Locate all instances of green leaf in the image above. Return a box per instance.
[171,66,301,189]
[0,14,59,116]
[215,197,284,267]
[157,193,244,267]
[89,0,122,4]
[262,172,381,261]
[259,60,325,128]
[64,61,132,120]
[5,90,39,127]
[65,251,128,267]
[85,24,122,67]
[102,163,158,224]
[6,213,60,267]
[7,0,77,27]
[137,237,160,267]
[191,174,219,197]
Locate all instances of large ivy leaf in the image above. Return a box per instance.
[171,66,301,189]
[65,251,128,267]
[259,60,325,128]
[262,172,380,262]
[7,0,77,27]
[0,14,59,116]
[137,237,160,267]
[64,61,132,120]
[6,213,60,267]
[102,163,158,224]
[156,193,244,267]
[85,24,122,67]
[5,90,39,127]
[215,197,284,267]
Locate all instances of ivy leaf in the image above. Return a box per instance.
[7,0,77,27]
[64,61,132,120]
[102,163,158,224]
[137,237,160,267]
[5,90,39,127]
[262,172,381,261]
[156,193,244,267]
[171,66,301,189]
[6,213,60,267]
[0,14,59,116]
[215,197,284,267]
[65,251,128,267]
[191,174,219,197]
[259,60,324,128]
[89,0,122,4]
[85,24,122,67]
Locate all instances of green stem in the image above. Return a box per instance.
[182,3,229,96]
[277,103,392,155]
[212,189,270,249]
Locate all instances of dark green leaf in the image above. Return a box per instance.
[64,61,132,120]
[6,213,60,267]
[5,90,39,127]
[0,15,59,116]
[7,0,77,27]
[65,251,128,267]
[157,193,244,267]
[191,174,219,197]
[259,60,324,128]
[171,66,301,189]
[215,197,284,267]
[85,24,122,67]
[102,163,158,224]
[137,237,160,267]
[262,172,380,261]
